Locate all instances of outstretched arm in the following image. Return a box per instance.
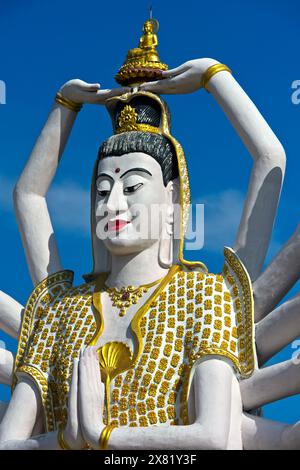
[140,59,286,280]
[0,290,23,338]
[14,81,129,286]
[0,378,46,448]
[242,412,300,450]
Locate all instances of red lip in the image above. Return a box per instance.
[107,219,131,232]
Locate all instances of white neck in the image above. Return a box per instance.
[106,242,169,288]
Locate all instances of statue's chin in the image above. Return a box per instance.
[101,236,159,256]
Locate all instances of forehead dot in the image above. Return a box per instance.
[115,168,121,173]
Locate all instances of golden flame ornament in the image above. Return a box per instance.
[98,342,134,424]
[117,105,139,133]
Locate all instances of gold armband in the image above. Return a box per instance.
[55,92,82,112]
[201,63,232,92]
[57,428,72,450]
[99,425,117,450]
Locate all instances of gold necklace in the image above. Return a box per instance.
[104,277,163,317]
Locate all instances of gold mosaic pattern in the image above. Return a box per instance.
[14,271,96,431]
[14,250,255,430]
[108,259,254,428]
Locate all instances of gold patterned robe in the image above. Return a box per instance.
[14,247,255,432]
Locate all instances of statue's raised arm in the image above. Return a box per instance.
[14,80,129,286]
[140,58,286,281]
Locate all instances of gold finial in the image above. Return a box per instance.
[115,17,168,86]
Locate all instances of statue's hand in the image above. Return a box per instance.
[64,358,87,449]
[78,346,105,450]
[59,79,130,105]
[139,58,219,94]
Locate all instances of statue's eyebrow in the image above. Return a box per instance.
[120,168,152,179]
[96,173,114,182]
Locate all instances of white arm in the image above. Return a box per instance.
[240,358,300,410]
[14,81,129,286]
[0,290,23,338]
[140,59,286,280]
[0,348,14,386]
[14,103,76,285]
[253,223,300,322]
[0,378,60,450]
[242,413,300,450]
[207,69,286,280]
[0,378,40,442]
[256,293,300,364]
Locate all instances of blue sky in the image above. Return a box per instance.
[0,0,300,425]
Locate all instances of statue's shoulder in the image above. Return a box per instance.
[14,271,95,378]
[25,269,96,307]
[174,249,256,379]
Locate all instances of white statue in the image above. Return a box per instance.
[0,19,300,450]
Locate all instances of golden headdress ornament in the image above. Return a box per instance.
[115,16,168,86]
[88,17,208,278]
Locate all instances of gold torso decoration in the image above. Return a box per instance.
[14,248,255,433]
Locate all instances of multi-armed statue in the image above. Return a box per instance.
[0,18,300,450]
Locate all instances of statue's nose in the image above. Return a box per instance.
[106,183,128,213]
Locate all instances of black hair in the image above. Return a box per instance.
[98,131,179,186]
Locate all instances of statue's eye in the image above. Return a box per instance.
[97,189,110,198]
[124,183,143,194]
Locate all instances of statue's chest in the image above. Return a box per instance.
[28,268,226,429]
[51,272,198,428]
[99,273,200,428]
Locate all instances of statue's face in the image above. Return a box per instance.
[144,21,153,33]
[95,152,172,256]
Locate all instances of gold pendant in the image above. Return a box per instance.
[104,277,163,317]
[105,285,149,317]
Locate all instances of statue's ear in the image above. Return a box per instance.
[166,177,180,205]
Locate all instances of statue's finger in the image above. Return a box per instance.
[162,64,189,78]
[68,359,79,414]
[83,87,130,104]
[139,79,175,94]
[92,348,101,380]
[81,82,101,91]
[139,80,163,91]
[103,87,131,97]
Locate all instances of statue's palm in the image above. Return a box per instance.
[139,58,219,94]
[59,79,129,105]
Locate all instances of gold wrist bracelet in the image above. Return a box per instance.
[55,92,82,112]
[99,425,117,450]
[57,428,72,450]
[201,63,232,92]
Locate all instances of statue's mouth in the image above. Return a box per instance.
[106,219,131,232]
